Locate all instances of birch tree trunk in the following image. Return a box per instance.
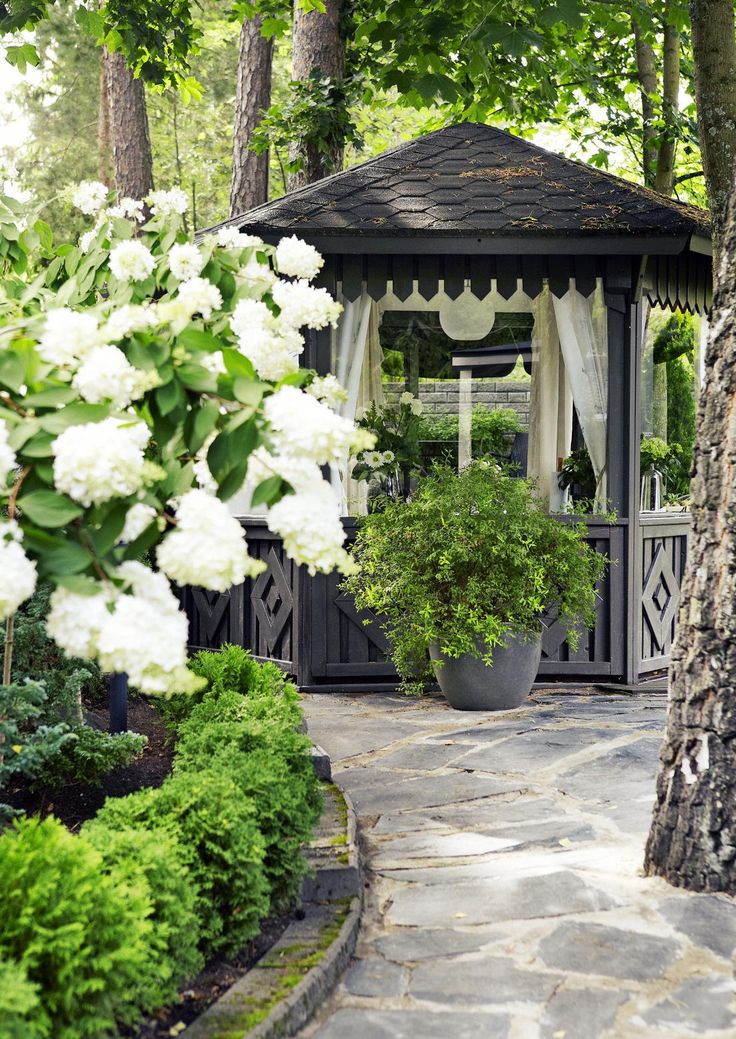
[644,181,736,888]
[230,16,273,216]
[289,0,344,190]
[103,49,154,201]
[654,13,680,196]
[689,0,736,248]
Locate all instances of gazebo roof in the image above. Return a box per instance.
[224,123,710,244]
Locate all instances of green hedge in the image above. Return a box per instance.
[0,646,322,1037]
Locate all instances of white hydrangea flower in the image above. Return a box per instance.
[102,303,157,341]
[247,448,323,493]
[107,198,145,222]
[216,227,263,249]
[52,417,150,507]
[271,279,342,330]
[275,235,324,281]
[147,188,188,217]
[109,240,157,282]
[169,242,204,282]
[264,385,358,466]
[38,308,101,368]
[47,586,112,660]
[308,374,348,409]
[410,399,423,415]
[72,180,109,216]
[79,226,104,253]
[193,456,217,495]
[238,258,277,294]
[229,299,303,380]
[157,489,266,591]
[0,521,37,620]
[0,419,17,484]
[267,482,354,576]
[177,277,222,319]
[73,345,149,408]
[121,502,158,543]
[399,391,414,405]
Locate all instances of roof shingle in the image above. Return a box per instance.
[224,123,710,241]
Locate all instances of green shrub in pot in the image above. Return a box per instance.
[344,462,607,695]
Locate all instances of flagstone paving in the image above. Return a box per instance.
[297,690,736,1039]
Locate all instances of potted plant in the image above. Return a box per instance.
[344,462,607,710]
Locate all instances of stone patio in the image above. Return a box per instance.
[297,691,736,1039]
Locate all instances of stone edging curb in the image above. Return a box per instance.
[184,758,363,1039]
[249,781,363,1039]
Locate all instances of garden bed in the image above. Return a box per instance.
[1,645,329,1039]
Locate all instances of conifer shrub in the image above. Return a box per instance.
[0,817,154,1039]
[0,957,45,1039]
[93,771,270,957]
[81,822,204,1005]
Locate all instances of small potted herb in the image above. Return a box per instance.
[345,463,606,709]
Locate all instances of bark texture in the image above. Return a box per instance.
[633,19,658,188]
[690,0,736,246]
[289,0,344,190]
[103,49,154,201]
[230,16,273,217]
[97,51,113,186]
[644,183,736,890]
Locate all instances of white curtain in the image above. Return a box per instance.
[528,286,573,508]
[552,282,608,510]
[331,295,383,514]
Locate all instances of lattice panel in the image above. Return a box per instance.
[642,541,681,655]
[251,547,295,659]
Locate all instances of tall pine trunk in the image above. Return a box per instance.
[689,0,736,249]
[230,16,273,217]
[103,49,154,201]
[97,50,113,186]
[645,0,736,892]
[289,0,344,190]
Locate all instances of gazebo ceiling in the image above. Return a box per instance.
[223,123,710,247]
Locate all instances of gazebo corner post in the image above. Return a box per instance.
[605,276,643,685]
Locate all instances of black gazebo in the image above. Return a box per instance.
[185,123,712,690]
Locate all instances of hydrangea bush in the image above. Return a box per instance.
[0,183,370,694]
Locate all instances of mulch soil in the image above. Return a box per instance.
[5,694,300,1036]
[3,696,175,830]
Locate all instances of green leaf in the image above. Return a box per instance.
[216,460,249,501]
[250,476,284,507]
[233,378,265,408]
[19,431,55,459]
[44,542,93,575]
[177,363,218,393]
[89,502,129,555]
[121,520,161,561]
[222,348,256,379]
[178,327,223,353]
[38,402,110,434]
[155,378,184,417]
[25,386,78,408]
[207,431,232,483]
[18,490,84,528]
[185,400,220,454]
[55,573,103,595]
[0,351,25,392]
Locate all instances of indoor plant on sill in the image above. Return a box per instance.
[344,462,607,710]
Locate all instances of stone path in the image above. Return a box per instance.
[298,691,736,1039]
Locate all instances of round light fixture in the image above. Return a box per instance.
[439,290,496,341]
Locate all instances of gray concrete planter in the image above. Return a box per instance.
[429,632,542,711]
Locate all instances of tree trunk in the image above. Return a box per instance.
[690,0,736,249]
[651,363,668,439]
[230,16,273,217]
[654,11,680,195]
[644,177,736,889]
[103,48,154,201]
[289,0,345,190]
[97,50,113,186]
[632,17,658,189]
